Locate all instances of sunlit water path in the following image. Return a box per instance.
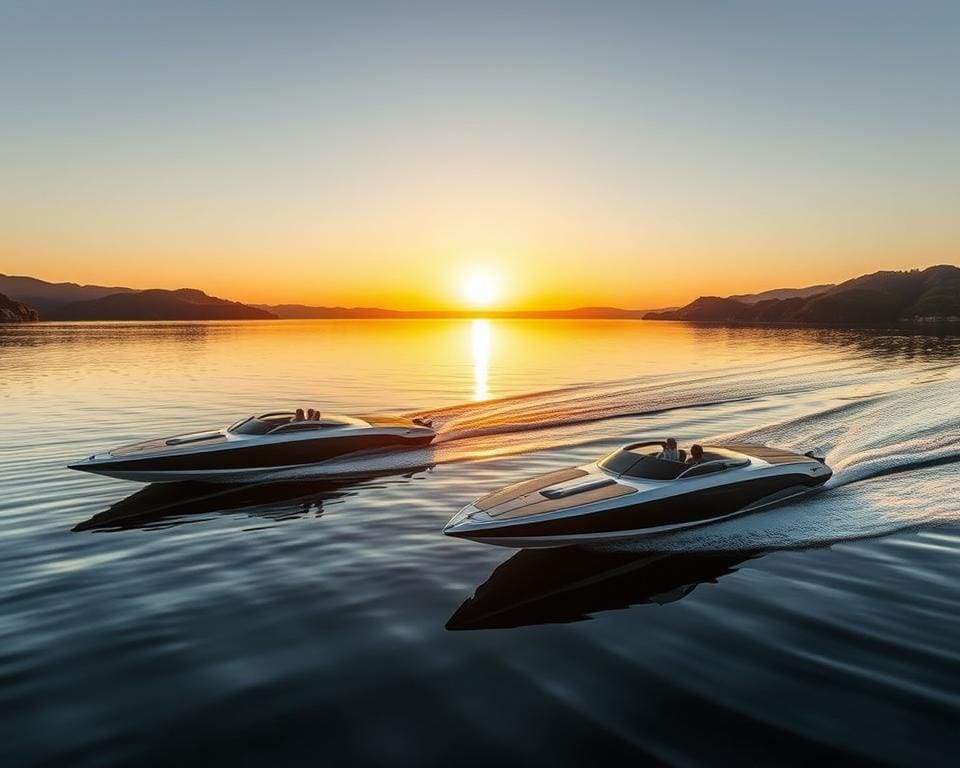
[1,320,958,765]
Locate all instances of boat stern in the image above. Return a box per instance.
[361,414,436,444]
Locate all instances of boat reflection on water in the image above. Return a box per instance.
[447,546,756,631]
[73,468,431,532]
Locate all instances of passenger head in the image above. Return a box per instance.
[691,444,703,459]
[312,409,321,420]
[307,408,315,420]
[295,408,305,421]
[666,437,678,450]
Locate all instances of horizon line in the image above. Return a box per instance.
[0,268,836,314]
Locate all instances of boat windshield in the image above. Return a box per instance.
[228,413,295,435]
[228,412,368,435]
[598,443,679,480]
[598,443,684,479]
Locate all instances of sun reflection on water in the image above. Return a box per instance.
[471,319,491,400]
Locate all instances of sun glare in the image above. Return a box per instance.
[471,319,491,400]
[461,270,500,308]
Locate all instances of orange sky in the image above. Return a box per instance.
[3,241,953,311]
[3,3,958,310]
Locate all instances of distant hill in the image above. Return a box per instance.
[727,284,833,304]
[257,304,658,319]
[256,304,405,319]
[3,274,659,320]
[1,274,275,320]
[50,289,277,321]
[0,292,39,322]
[7,267,956,325]
[645,265,960,325]
[0,274,137,316]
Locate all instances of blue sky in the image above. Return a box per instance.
[2,0,957,307]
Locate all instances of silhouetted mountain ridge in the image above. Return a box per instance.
[4,267,957,323]
[0,274,137,316]
[0,275,275,320]
[50,289,277,321]
[727,284,833,303]
[646,266,960,324]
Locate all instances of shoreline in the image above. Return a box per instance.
[4,317,960,333]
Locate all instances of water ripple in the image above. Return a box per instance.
[2,320,958,766]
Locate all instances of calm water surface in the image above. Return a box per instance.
[1,320,958,766]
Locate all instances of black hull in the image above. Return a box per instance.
[89,433,434,474]
[453,470,830,542]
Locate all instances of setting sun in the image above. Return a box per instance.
[461,270,501,308]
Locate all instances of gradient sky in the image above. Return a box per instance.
[2,0,958,309]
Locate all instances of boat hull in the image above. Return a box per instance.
[69,432,434,483]
[445,470,831,548]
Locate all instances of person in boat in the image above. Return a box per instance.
[686,444,705,465]
[312,410,322,421]
[293,408,306,422]
[658,437,680,462]
[306,408,316,420]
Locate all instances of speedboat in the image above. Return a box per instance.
[443,440,831,547]
[69,411,435,483]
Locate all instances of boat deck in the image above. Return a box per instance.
[111,434,228,456]
[713,443,816,465]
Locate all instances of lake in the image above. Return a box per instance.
[1,319,958,766]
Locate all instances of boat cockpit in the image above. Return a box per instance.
[598,441,749,481]
[227,412,369,436]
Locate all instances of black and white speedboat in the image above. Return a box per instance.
[69,411,435,483]
[443,441,831,547]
